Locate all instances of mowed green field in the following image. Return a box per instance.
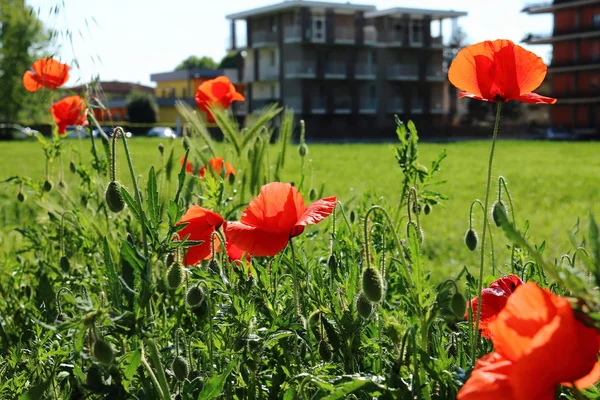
[1,138,599,276]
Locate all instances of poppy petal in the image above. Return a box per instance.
[175,206,224,265]
[514,93,557,105]
[458,92,490,102]
[183,234,216,265]
[232,91,245,101]
[570,362,600,389]
[457,352,514,400]
[225,221,290,257]
[511,44,548,95]
[295,196,337,229]
[240,182,305,232]
[22,71,42,92]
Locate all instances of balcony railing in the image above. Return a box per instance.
[284,25,302,43]
[523,25,600,43]
[311,96,326,113]
[411,99,424,114]
[359,97,377,114]
[355,63,377,78]
[284,96,302,112]
[259,65,279,81]
[385,31,404,44]
[251,31,278,47]
[231,101,248,115]
[253,98,279,110]
[226,35,248,50]
[284,61,317,78]
[387,64,418,80]
[334,96,352,113]
[364,27,377,43]
[426,67,444,81]
[550,57,600,69]
[334,26,355,43]
[430,36,443,48]
[387,97,405,113]
[430,101,445,114]
[324,62,346,78]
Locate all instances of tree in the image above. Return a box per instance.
[175,56,218,71]
[218,51,242,69]
[126,90,158,123]
[0,0,52,134]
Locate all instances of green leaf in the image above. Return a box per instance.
[121,349,142,381]
[120,186,140,222]
[197,362,235,400]
[146,166,159,227]
[19,380,51,400]
[165,147,175,182]
[321,378,371,400]
[103,238,122,310]
[120,240,145,275]
[211,107,241,155]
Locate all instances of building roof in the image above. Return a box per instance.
[70,81,154,95]
[522,0,600,14]
[364,7,467,20]
[150,69,223,83]
[226,0,376,20]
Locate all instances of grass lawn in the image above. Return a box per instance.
[1,137,599,276]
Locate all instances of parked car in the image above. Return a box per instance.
[64,126,89,139]
[545,127,574,141]
[147,127,177,139]
[0,124,40,140]
[93,126,132,139]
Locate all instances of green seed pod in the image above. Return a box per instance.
[166,263,184,290]
[355,292,374,319]
[105,181,125,213]
[318,340,333,362]
[361,267,384,303]
[451,292,467,318]
[186,285,205,309]
[69,161,77,173]
[172,356,190,381]
[492,201,507,227]
[423,204,431,215]
[42,179,53,192]
[93,339,115,366]
[17,192,25,203]
[298,143,308,157]
[309,188,317,201]
[59,255,71,272]
[465,229,478,251]
[85,365,105,387]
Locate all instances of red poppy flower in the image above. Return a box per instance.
[466,274,523,339]
[23,58,70,92]
[200,157,236,179]
[225,182,337,256]
[195,76,244,122]
[180,156,195,174]
[448,39,556,104]
[51,96,88,135]
[458,283,600,400]
[223,222,251,264]
[175,205,224,266]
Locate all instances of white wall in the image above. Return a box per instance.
[252,82,280,100]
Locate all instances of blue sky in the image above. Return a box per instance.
[26,0,552,87]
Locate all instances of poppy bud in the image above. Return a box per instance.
[406,221,424,245]
[80,194,88,206]
[298,143,308,157]
[451,292,467,318]
[183,137,191,151]
[208,259,220,273]
[233,336,245,352]
[424,204,431,215]
[349,210,356,223]
[355,291,374,319]
[307,309,323,339]
[158,143,164,155]
[17,192,25,203]
[412,202,421,216]
[321,318,341,351]
[327,254,338,276]
[86,366,105,387]
[69,161,77,173]
[105,181,125,213]
[361,267,384,303]
[318,340,333,361]
[58,181,67,190]
[492,201,507,227]
[192,299,209,319]
[59,255,71,272]
[228,173,235,185]
[186,285,205,309]
[42,179,53,192]
[93,339,115,366]
[172,355,190,381]
[166,263,184,290]
[309,188,317,201]
[166,253,175,267]
[465,229,478,251]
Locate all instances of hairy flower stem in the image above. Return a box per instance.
[471,101,503,364]
[289,238,302,316]
[141,346,169,400]
[0,318,9,351]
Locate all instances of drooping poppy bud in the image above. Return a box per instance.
[321,318,341,351]
[492,201,507,227]
[43,179,53,192]
[17,191,25,203]
[69,161,77,173]
[298,143,308,157]
[355,291,374,319]
[362,267,384,303]
[318,340,333,361]
[172,356,190,381]
[465,229,478,251]
[86,366,105,387]
[166,263,184,290]
[451,292,467,317]
[105,181,125,213]
[186,285,205,309]
[59,255,71,272]
[93,339,115,366]
[424,204,431,215]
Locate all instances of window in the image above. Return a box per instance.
[593,14,600,29]
[269,16,277,33]
[410,20,423,45]
[393,22,404,42]
[270,84,276,99]
[270,50,277,66]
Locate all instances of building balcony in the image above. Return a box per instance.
[551,88,600,98]
[253,98,279,109]
[334,26,355,43]
[549,58,600,73]
[387,97,405,113]
[359,97,377,114]
[430,36,443,48]
[522,0,600,14]
[355,63,377,79]
[324,62,347,79]
[284,61,317,78]
[363,27,377,44]
[226,35,248,50]
[311,96,326,114]
[426,67,445,81]
[411,99,425,114]
[231,101,248,115]
[284,96,302,112]
[522,24,600,44]
[283,25,302,43]
[387,64,419,80]
[251,31,278,47]
[430,101,445,114]
[334,96,352,114]
[259,65,279,81]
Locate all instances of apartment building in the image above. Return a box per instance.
[226,1,467,138]
[523,0,600,135]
